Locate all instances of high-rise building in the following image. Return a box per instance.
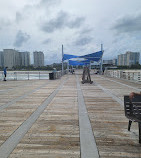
[118,54,122,66]
[3,49,19,69]
[3,49,31,69]
[118,54,127,66]
[117,51,140,66]
[126,51,140,66]
[33,51,44,67]
[0,51,4,67]
[19,51,30,66]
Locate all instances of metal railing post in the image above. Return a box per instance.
[28,72,29,80]
[14,72,17,80]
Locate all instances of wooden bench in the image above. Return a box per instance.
[124,95,141,143]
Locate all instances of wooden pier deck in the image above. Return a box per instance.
[0,71,141,158]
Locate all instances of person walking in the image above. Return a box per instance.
[3,67,7,81]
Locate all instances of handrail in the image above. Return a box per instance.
[104,70,141,82]
[0,71,51,81]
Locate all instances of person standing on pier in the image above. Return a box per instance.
[3,67,7,81]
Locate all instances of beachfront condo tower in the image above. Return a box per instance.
[33,51,44,67]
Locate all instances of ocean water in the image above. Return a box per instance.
[0,71,51,81]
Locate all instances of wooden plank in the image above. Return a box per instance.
[0,78,67,158]
[76,75,99,158]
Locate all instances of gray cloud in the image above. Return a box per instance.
[67,17,85,28]
[112,13,141,33]
[14,30,30,47]
[80,28,93,34]
[42,38,51,44]
[41,11,68,33]
[41,11,85,33]
[75,37,93,46]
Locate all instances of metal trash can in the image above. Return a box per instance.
[49,73,54,80]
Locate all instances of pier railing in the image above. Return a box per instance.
[0,71,51,81]
[0,70,69,81]
[104,70,141,82]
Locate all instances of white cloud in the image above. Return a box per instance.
[0,0,141,64]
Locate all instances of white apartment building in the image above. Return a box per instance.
[118,54,127,66]
[126,51,140,66]
[3,49,19,69]
[33,51,44,67]
[118,55,122,66]
[118,51,140,66]
[2,49,31,69]
[20,51,30,66]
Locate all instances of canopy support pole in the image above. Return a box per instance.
[100,44,103,74]
[62,44,64,75]
[67,60,69,69]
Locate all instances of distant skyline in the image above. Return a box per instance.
[0,0,141,64]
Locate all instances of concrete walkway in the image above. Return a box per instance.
[0,72,141,157]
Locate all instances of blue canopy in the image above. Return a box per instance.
[80,51,103,62]
[69,60,86,66]
[63,51,103,62]
[69,59,91,66]
[63,54,79,61]
[81,59,91,64]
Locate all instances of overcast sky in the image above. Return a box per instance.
[0,0,141,64]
